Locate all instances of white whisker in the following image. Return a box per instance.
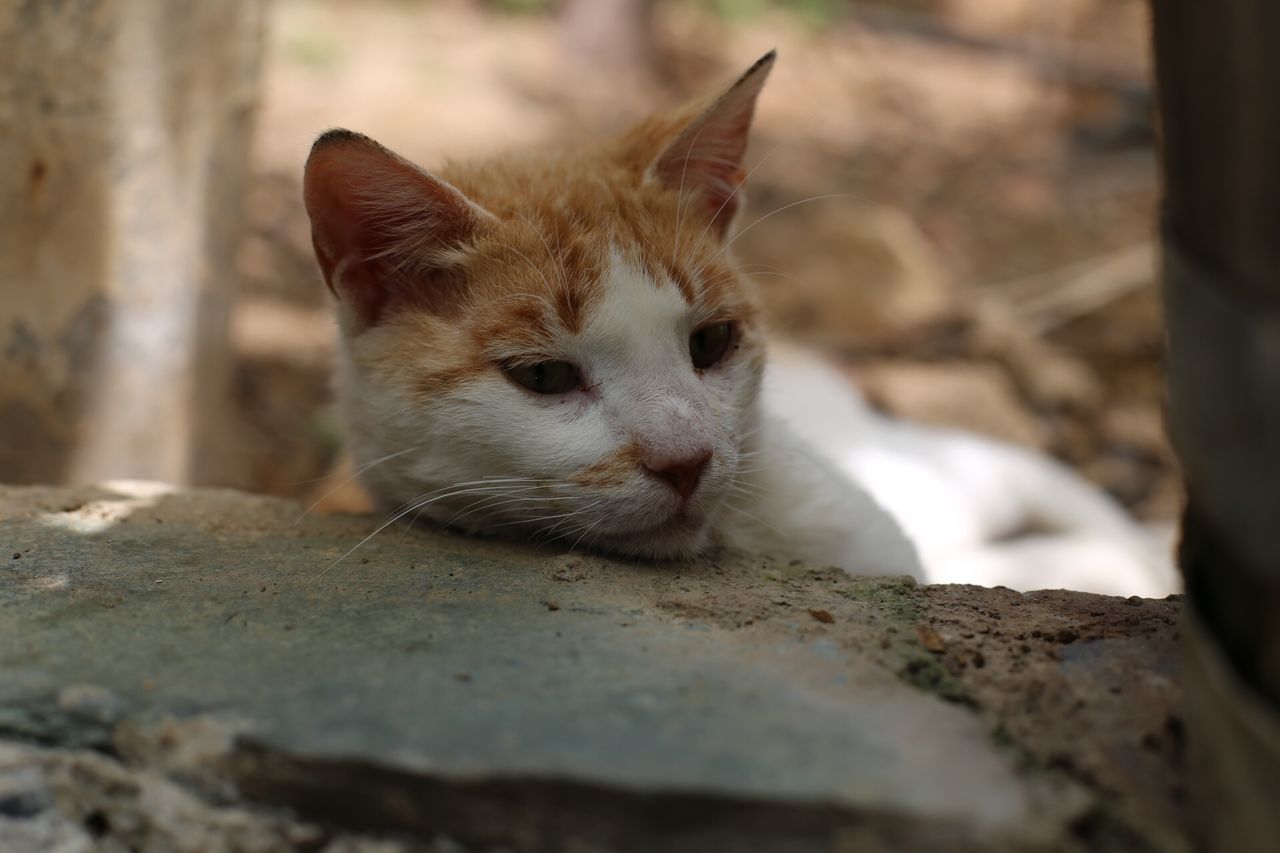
[295,446,420,524]
[681,142,780,271]
[321,482,566,576]
[691,193,868,280]
[721,502,788,539]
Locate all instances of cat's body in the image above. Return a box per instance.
[305,53,1175,596]
[762,349,1177,596]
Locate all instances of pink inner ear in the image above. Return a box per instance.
[656,115,754,239]
[303,131,482,326]
[650,55,772,241]
[686,167,744,235]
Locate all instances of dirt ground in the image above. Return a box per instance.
[226,0,1176,522]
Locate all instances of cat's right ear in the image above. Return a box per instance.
[303,130,493,328]
[641,51,775,242]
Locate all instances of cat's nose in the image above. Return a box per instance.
[645,450,713,500]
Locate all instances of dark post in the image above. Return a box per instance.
[1151,2,1280,848]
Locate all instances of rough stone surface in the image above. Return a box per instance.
[0,483,1188,851]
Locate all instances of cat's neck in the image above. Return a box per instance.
[717,410,923,578]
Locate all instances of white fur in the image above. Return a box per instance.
[714,410,923,578]
[759,348,1180,597]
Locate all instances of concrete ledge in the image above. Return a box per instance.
[0,483,1188,851]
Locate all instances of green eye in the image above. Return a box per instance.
[689,322,734,370]
[504,360,581,395]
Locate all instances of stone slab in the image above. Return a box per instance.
[0,483,1183,851]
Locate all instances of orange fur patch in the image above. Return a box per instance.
[573,442,647,488]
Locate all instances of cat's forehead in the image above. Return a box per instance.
[468,230,753,355]
[444,154,645,209]
[586,248,693,347]
[448,155,701,257]
[452,164,752,344]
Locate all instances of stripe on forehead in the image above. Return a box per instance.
[472,217,606,337]
[641,254,697,304]
[602,197,706,304]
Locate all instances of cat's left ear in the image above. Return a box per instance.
[646,51,775,241]
[304,129,495,329]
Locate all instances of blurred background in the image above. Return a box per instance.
[2,0,1173,521]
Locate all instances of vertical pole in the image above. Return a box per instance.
[0,1,264,485]
[1151,2,1280,849]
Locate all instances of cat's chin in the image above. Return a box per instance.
[588,512,714,561]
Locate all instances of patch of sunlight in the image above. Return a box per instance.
[37,480,175,535]
[99,480,180,500]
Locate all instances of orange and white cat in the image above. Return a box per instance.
[304,53,1175,596]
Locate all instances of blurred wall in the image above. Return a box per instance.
[0,0,263,485]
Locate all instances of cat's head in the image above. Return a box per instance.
[303,53,775,559]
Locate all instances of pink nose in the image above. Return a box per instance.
[645,451,713,500]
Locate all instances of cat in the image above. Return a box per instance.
[303,52,1176,597]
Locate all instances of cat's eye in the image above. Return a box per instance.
[504,360,581,395]
[689,322,734,370]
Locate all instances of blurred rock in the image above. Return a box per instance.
[942,0,1057,34]
[0,740,322,853]
[1082,453,1161,511]
[971,304,1104,411]
[750,205,956,348]
[1100,403,1167,458]
[1137,473,1185,521]
[858,361,1047,449]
